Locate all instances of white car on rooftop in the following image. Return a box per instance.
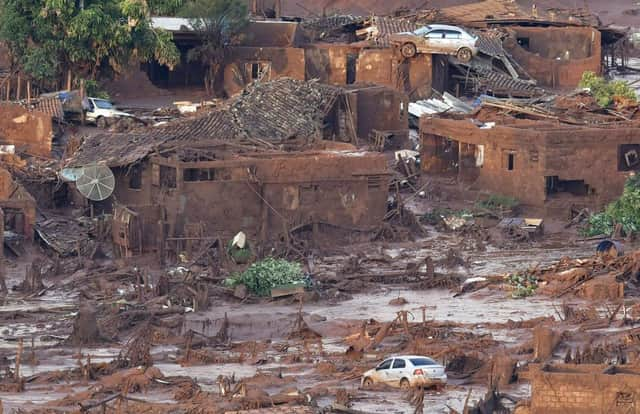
[389,24,479,62]
[361,355,447,389]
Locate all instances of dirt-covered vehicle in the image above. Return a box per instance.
[361,355,447,389]
[389,24,479,62]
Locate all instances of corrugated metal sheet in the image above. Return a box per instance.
[475,32,506,57]
[32,97,64,120]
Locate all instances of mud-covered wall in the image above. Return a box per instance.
[0,104,52,157]
[239,21,300,47]
[421,118,640,209]
[542,127,640,209]
[113,151,388,249]
[0,167,36,240]
[421,118,546,206]
[530,364,640,414]
[504,26,601,87]
[356,49,432,99]
[357,49,396,88]
[223,47,305,96]
[304,44,361,85]
[352,87,408,139]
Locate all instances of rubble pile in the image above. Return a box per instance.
[1,0,639,412]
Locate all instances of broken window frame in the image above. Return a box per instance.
[184,168,216,182]
[618,144,640,171]
[246,61,271,81]
[127,163,143,190]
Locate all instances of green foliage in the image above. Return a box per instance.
[148,0,184,15]
[507,273,538,298]
[584,175,640,237]
[0,0,179,83]
[579,71,637,107]
[475,194,519,212]
[179,0,248,94]
[224,258,306,297]
[83,79,110,99]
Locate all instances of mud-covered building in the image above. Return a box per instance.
[420,99,640,211]
[148,0,612,101]
[66,79,392,256]
[528,364,640,414]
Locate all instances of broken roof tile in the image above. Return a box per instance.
[66,79,342,168]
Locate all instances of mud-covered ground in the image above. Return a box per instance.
[4,188,637,414]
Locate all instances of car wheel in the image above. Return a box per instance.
[363,377,373,388]
[96,116,107,129]
[401,43,417,58]
[457,47,473,62]
[400,378,410,390]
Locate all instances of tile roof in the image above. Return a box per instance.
[67,79,342,168]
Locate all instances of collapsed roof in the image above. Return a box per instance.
[66,79,341,168]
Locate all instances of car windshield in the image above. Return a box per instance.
[413,27,430,36]
[410,358,437,366]
[94,99,114,109]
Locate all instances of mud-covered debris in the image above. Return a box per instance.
[389,297,409,306]
[66,302,107,346]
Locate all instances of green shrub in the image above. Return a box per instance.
[475,194,519,212]
[507,273,538,298]
[583,175,640,236]
[223,258,305,296]
[579,71,637,107]
[83,79,110,100]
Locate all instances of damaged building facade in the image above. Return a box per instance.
[66,79,392,257]
[420,114,640,210]
[147,0,610,101]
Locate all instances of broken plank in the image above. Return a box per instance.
[271,282,305,298]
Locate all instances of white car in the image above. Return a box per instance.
[84,97,134,128]
[361,355,447,389]
[389,24,479,62]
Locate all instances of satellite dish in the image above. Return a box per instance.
[76,164,115,201]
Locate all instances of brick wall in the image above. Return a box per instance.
[530,364,640,414]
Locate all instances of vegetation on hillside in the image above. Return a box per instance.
[0,0,181,85]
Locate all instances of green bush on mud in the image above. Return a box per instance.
[223,257,305,296]
[579,71,637,107]
[584,175,640,237]
[507,273,538,298]
[475,194,519,212]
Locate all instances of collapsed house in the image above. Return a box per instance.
[420,96,640,211]
[0,166,36,244]
[0,103,54,158]
[65,79,391,257]
[147,0,611,102]
[528,364,640,414]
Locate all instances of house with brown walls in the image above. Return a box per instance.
[503,26,601,88]
[0,167,36,242]
[420,103,640,211]
[66,79,392,256]
[0,103,53,158]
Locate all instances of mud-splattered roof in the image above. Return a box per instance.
[67,79,342,168]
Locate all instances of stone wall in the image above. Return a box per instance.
[530,364,640,414]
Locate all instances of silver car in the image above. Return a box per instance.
[389,24,479,62]
[361,355,447,389]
